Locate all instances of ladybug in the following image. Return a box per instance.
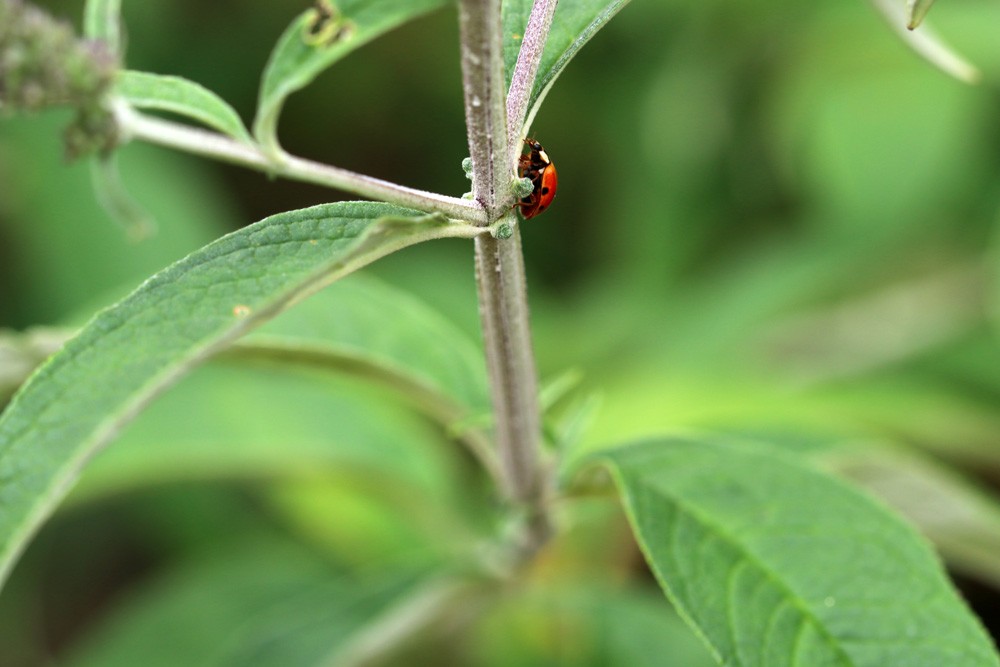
[517,139,558,219]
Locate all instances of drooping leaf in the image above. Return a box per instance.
[907,0,937,30]
[68,363,461,505]
[868,0,979,83]
[0,201,483,589]
[117,71,253,143]
[61,537,451,667]
[238,273,491,421]
[253,0,448,155]
[83,0,123,55]
[89,153,156,240]
[502,0,631,133]
[590,437,1000,667]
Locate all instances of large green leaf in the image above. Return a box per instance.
[69,364,460,504]
[240,273,491,421]
[253,0,448,155]
[0,201,483,589]
[824,443,1000,591]
[61,537,450,667]
[117,71,253,143]
[591,437,1000,667]
[502,0,631,133]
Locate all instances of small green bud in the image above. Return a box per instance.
[461,157,473,180]
[462,191,474,200]
[512,175,534,200]
[491,221,513,239]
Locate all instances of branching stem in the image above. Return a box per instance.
[114,104,486,224]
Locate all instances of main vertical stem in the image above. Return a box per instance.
[474,227,542,505]
[458,0,546,532]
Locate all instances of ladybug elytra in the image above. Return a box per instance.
[517,139,558,219]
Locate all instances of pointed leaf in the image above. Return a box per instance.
[117,71,253,143]
[253,0,448,154]
[592,437,1000,667]
[89,154,156,240]
[869,0,979,83]
[0,201,483,589]
[907,0,937,30]
[503,0,631,133]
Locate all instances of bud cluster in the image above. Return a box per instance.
[0,0,119,158]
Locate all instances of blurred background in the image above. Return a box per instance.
[3,0,1000,664]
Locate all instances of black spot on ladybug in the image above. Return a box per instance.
[541,187,549,195]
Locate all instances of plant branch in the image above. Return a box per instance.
[114,104,487,224]
[459,0,548,548]
[505,0,559,160]
[457,0,514,220]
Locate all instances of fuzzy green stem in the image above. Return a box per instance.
[458,0,548,546]
[115,104,486,223]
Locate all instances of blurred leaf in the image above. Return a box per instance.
[907,0,937,30]
[117,71,253,143]
[591,437,1000,667]
[0,115,231,322]
[89,154,156,240]
[823,443,1000,590]
[502,0,631,132]
[253,0,448,155]
[69,364,460,504]
[83,0,123,54]
[470,583,716,667]
[0,201,482,589]
[62,537,447,667]
[240,273,491,422]
[265,476,477,572]
[869,0,979,83]
[0,328,66,405]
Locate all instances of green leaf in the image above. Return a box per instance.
[61,537,444,667]
[253,0,447,155]
[0,328,65,406]
[89,154,156,240]
[117,70,253,143]
[83,0,123,55]
[0,201,483,589]
[470,582,717,667]
[907,0,937,30]
[592,437,1000,667]
[502,0,631,133]
[825,444,1000,591]
[239,273,491,420]
[869,0,979,83]
[69,363,461,505]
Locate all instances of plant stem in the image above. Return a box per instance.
[505,0,559,160]
[114,104,487,224]
[458,0,548,545]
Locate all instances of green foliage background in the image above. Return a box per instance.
[2,0,1000,664]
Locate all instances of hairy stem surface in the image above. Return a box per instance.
[459,0,549,550]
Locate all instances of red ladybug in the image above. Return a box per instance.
[517,139,558,219]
